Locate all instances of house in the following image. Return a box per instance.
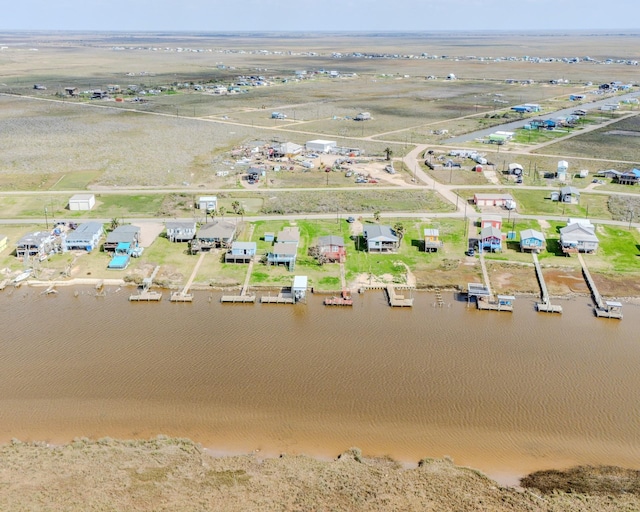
[363,225,399,253]
[305,140,337,153]
[277,227,300,246]
[560,186,580,204]
[225,241,257,263]
[597,169,621,180]
[197,196,218,212]
[479,226,502,252]
[64,87,78,96]
[557,160,569,181]
[0,234,7,253]
[317,235,346,262]
[68,194,96,211]
[614,169,640,185]
[15,231,55,259]
[473,193,515,208]
[104,225,140,252]
[523,103,541,112]
[354,112,371,121]
[63,222,104,252]
[423,228,443,252]
[560,222,599,254]
[511,105,532,113]
[519,229,546,253]
[166,221,196,242]
[267,242,297,270]
[194,220,237,250]
[480,215,502,230]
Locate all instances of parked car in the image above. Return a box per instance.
[572,109,587,116]
[465,248,475,257]
[346,217,355,223]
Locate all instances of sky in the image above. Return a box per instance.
[1,0,639,32]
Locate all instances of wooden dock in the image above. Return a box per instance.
[386,284,414,307]
[171,252,206,303]
[532,253,562,313]
[129,291,163,302]
[130,266,162,302]
[476,295,514,312]
[434,289,444,307]
[221,295,256,303]
[324,290,353,306]
[220,255,257,304]
[578,253,622,319]
[260,294,295,304]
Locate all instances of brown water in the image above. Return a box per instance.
[1,286,639,482]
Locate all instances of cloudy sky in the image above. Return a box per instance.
[2,0,639,31]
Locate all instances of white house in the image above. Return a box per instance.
[305,140,337,153]
[68,194,96,211]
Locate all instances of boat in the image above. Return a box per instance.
[14,269,32,283]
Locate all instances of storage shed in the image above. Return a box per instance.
[292,276,308,302]
[68,194,96,211]
[197,196,217,212]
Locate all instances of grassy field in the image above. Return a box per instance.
[534,114,640,163]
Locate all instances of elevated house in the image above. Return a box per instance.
[166,221,197,242]
[423,228,443,252]
[614,169,640,185]
[192,220,237,252]
[104,225,140,252]
[560,222,599,254]
[225,241,257,263]
[16,231,56,259]
[473,193,514,208]
[63,222,103,252]
[479,226,502,252]
[363,225,399,253]
[520,229,546,253]
[560,186,580,204]
[267,242,298,271]
[317,235,346,263]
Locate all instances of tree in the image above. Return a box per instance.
[231,200,240,214]
[393,222,405,245]
[374,210,381,223]
[110,217,121,231]
[219,206,226,218]
[384,147,393,161]
[237,206,245,221]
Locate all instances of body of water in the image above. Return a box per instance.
[1,286,639,482]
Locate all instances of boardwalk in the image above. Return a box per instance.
[578,253,622,319]
[171,252,206,302]
[478,251,492,298]
[532,253,562,313]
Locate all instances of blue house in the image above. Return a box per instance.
[479,226,502,252]
[225,241,257,263]
[267,243,297,271]
[63,222,103,252]
[512,105,532,114]
[519,229,546,253]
